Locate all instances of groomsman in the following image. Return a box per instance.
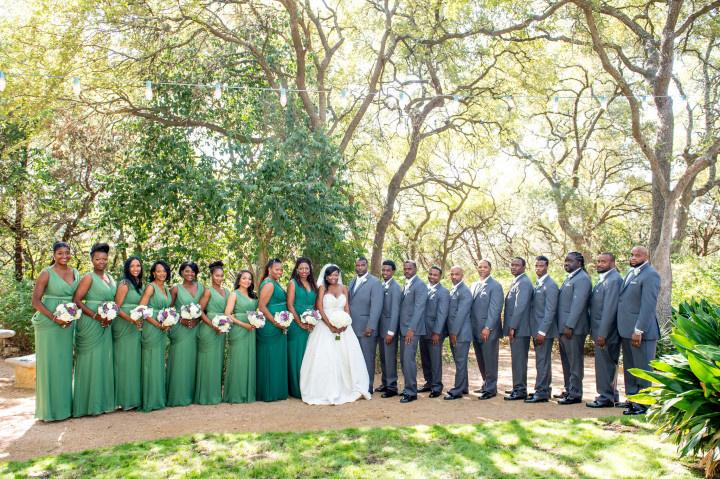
[348,256,384,395]
[617,246,661,416]
[556,252,592,405]
[444,266,473,400]
[503,258,534,401]
[525,256,559,403]
[586,252,623,408]
[377,260,402,398]
[470,259,504,400]
[398,260,427,403]
[419,266,450,398]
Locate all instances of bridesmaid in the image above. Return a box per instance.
[195,261,228,405]
[72,242,116,417]
[286,257,317,398]
[113,256,144,410]
[30,241,79,421]
[167,262,203,407]
[138,260,173,412]
[257,258,289,402]
[223,270,258,403]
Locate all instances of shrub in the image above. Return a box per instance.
[0,274,35,354]
[630,299,720,478]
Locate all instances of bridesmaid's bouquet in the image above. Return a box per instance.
[98,301,119,321]
[274,310,293,333]
[130,305,154,321]
[212,315,232,333]
[157,307,179,328]
[327,310,352,341]
[54,303,81,323]
[180,303,202,320]
[247,311,265,329]
[300,309,320,326]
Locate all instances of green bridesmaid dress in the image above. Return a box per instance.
[287,279,317,398]
[256,278,288,402]
[140,283,171,412]
[113,280,142,410]
[73,272,116,417]
[224,291,257,403]
[32,267,79,421]
[195,286,228,405]
[166,283,203,407]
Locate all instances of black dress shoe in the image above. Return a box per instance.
[418,386,432,393]
[504,389,513,395]
[444,393,461,400]
[473,388,484,393]
[615,401,630,408]
[553,391,568,399]
[478,391,496,400]
[623,403,648,415]
[400,394,417,403]
[429,391,442,398]
[525,395,549,403]
[504,392,527,401]
[558,397,582,405]
[375,385,386,393]
[586,400,614,408]
[381,390,398,398]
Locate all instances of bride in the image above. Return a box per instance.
[300,264,371,405]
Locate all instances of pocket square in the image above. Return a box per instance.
[631,281,638,285]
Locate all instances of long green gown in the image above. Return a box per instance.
[257,278,288,402]
[32,266,79,421]
[195,286,227,405]
[166,283,204,407]
[113,280,142,410]
[287,279,317,398]
[73,272,116,417]
[224,291,257,403]
[140,283,171,412]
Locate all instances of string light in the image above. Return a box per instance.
[279,87,288,107]
[144,80,153,101]
[213,81,222,100]
[72,76,81,96]
[0,71,6,92]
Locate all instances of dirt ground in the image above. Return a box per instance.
[0,344,626,462]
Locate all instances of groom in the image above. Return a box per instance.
[398,260,427,403]
[348,256,384,395]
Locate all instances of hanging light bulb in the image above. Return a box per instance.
[71,77,81,96]
[0,71,6,92]
[552,96,560,113]
[213,82,222,100]
[598,95,608,109]
[279,87,288,107]
[144,80,153,101]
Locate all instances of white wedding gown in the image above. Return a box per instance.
[300,293,371,405]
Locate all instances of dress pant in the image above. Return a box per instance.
[449,341,470,396]
[357,335,377,394]
[420,335,444,393]
[472,338,499,394]
[509,336,530,395]
[559,334,586,400]
[621,338,657,397]
[594,337,621,403]
[400,334,420,396]
[378,334,399,393]
[532,336,554,399]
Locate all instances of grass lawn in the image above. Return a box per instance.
[0,416,699,478]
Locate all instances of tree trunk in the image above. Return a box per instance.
[13,149,27,282]
[671,184,694,255]
[651,197,676,330]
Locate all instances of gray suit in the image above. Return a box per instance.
[399,276,427,397]
[348,274,384,393]
[446,281,473,396]
[420,283,450,394]
[503,273,534,395]
[470,277,504,395]
[590,268,623,404]
[377,278,402,393]
[557,268,591,400]
[617,263,661,399]
[530,275,559,399]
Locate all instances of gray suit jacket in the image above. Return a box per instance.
[557,269,591,335]
[617,263,661,340]
[470,277,504,341]
[348,274,384,337]
[590,269,623,341]
[399,276,428,336]
[531,275,559,337]
[503,273,533,337]
[423,283,450,336]
[446,282,473,342]
[379,279,402,335]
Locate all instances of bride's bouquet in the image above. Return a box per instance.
[98,301,119,322]
[274,310,293,333]
[54,303,81,324]
[180,303,202,320]
[326,310,352,341]
[247,310,265,329]
[157,307,179,328]
[212,315,232,333]
[300,309,320,326]
[130,305,153,322]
